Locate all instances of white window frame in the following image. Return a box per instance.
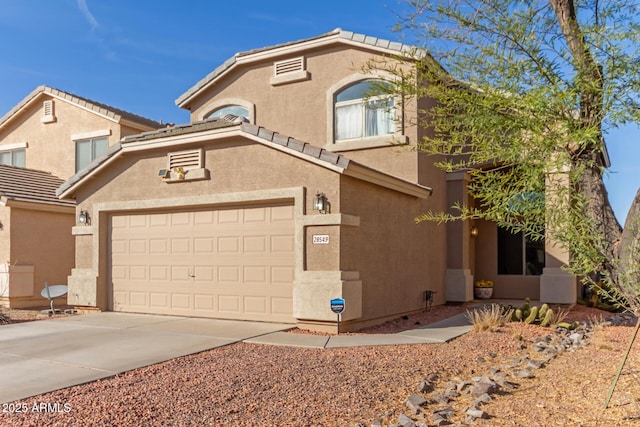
[325,73,407,151]
[0,142,28,167]
[75,136,109,172]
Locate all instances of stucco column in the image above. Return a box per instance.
[540,166,577,303]
[445,171,474,302]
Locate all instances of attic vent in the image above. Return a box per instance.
[274,57,304,76]
[168,148,203,171]
[270,56,311,86]
[41,100,56,124]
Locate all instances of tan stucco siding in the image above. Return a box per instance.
[187,47,419,181]
[474,219,540,299]
[0,96,140,179]
[8,207,74,305]
[339,175,447,324]
[74,140,340,212]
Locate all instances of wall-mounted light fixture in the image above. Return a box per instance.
[313,192,330,214]
[78,210,90,225]
[470,226,479,237]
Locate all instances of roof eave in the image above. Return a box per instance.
[175,29,422,110]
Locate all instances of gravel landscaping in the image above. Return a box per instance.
[1,304,639,426]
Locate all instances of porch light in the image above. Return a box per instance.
[313,192,329,214]
[470,226,479,237]
[78,210,90,225]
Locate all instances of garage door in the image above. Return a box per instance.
[110,204,295,323]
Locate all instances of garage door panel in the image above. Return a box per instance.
[111,205,295,322]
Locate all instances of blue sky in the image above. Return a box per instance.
[1,0,638,223]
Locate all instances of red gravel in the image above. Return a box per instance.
[0,303,634,426]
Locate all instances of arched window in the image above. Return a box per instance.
[205,105,249,121]
[334,80,394,141]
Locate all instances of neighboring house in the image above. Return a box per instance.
[57,29,576,332]
[0,86,162,308]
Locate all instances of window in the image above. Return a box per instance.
[0,149,25,167]
[76,137,108,172]
[497,227,545,275]
[334,80,394,141]
[205,105,249,121]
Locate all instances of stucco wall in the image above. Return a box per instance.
[339,175,447,327]
[8,207,75,307]
[187,46,420,182]
[474,219,540,299]
[70,137,343,311]
[0,95,149,179]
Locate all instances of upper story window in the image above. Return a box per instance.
[0,149,25,167]
[76,137,108,172]
[205,105,249,121]
[335,80,395,142]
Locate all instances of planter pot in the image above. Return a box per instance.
[474,287,493,299]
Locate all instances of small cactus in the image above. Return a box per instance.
[514,309,523,321]
[524,306,539,324]
[540,308,553,327]
[539,303,549,318]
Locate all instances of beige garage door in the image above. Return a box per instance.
[110,204,295,323]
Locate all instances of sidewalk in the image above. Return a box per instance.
[244,312,472,349]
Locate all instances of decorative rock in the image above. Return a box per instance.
[370,419,383,427]
[474,393,492,406]
[466,408,490,419]
[516,369,535,379]
[433,405,455,419]
[470,376,498,397]
[418,380,433,393]
[431,393,450,404]
[405,394,428,414]
[527,359,546,370]
[398,413,416,427]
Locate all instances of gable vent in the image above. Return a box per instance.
[274,57,305,76]
[41,100,56,124]
[168,148,203,171]
[270,57,310,86]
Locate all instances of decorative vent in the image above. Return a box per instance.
[274,57,305,76]
[41,100,56,124]
[168,148,203,171]
[270,57,310,86]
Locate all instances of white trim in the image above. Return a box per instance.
[0,142,28,152]
[71,129,111,141]
[325,135,408,152]
[325,72,402,148]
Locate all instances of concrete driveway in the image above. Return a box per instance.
[0,313,293,403]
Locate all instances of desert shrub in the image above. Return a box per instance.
[466,304,512,332]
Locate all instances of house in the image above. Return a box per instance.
[56,29,576,332]
[0,86,162,308]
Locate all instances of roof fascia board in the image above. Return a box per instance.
[121,126,244,153]
[48,92,121,124]
[344,163,433,199]
[1,198,75,213]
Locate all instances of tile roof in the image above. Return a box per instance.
[0,86,163,130]
[0,165,75,207]
[120,116,351,169]
[58,116,431,199]
[176,28,419,107]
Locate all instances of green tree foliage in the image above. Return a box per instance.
[374,0,640,308]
